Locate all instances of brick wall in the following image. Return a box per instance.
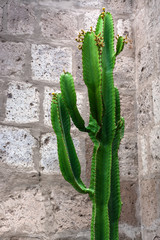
[0,0,159,239]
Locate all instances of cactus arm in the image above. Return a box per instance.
[101,12,116,144]
[60,72,87,132]
[82,31,103,126]
[51,93,93,195]
[115,36,125,56]
[95,15,103,35]
[109,87,124,240]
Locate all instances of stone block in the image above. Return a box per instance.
[120,180,139,226]
[120,94,136,133]
[150,125,160,174]
[119,134,138,179]
[140,178,158,226]
[76,0,103,8]
[40,10,78,39]
[119,224,142,240]
[152,80,160,124]
[137,44,155,85]
[137,86,152,130]
[7,0,35,35]
[31,44,72,82]
[5,82,40,123]
[139,134,149,176]
[103,0,132,13]
[117,19,132,37]
[0,126,36,170]
[155,43,160,73]
[0,188,46,235]
[43,86,86,127]
[0,7,2,32]
[50,186,92,234]
[0,42,26,77]
[82,10,100,31]
[114,57,135,91]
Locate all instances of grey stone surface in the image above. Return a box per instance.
[119,134,138,179]
[40,10,78,39]
[117,19,132,37]
[5,82,40,123]
[0,42,26,77]
[0,188,46,235]
[152,80,160,124]
[0,7,3,32]
[137,86,152,130]
[7,0,35,35]
[0,126,36,170]
[150,125,160,174]
[31,44,72,82]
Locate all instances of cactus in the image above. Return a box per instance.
[51,8,126,240]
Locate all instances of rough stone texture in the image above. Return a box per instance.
[0,188,46,235]
[7,0,35,35]
[50,186,92,234]
[152,80,160,124]
[137,86,152,130]
[137,44,155,86]
[0,7,3,32]
[31,44,72,82]
[120,94,136,133]
[119,134,138,179]
[139,134,149,177]
[40,10,78,39]
[140,179,158,227]
[5,82,40,123]
[0,42,26,77]
[120,180,139,227]
[40,133,59,174]
[117,19,132,37]
[149,126,160,174]
[82,10,100,31]
[0,126,36,170]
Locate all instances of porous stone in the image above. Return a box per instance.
[120,94,136,132]
[119,224,142,240]
[114,57,134,79]
[5,82,40,123]
[150,125,160,174]
[139,134,149,176]
[31,44,72,82]
[137,86,152,130]
[0,42,26,77]
[40,10,78,39]
[119,134,138,179]
[0,126,36,170]
[140,178,158,226]
[7,0,35,35]
[120,180,139,226]
[0,188,46,235]
[43,86,86,127]
[103,0,132,13]
[50,186,92,234]
[76,0,103,8]
[40,133,59,174]
[137,44,155,85]
[82,10,100,31]
[0,7,3,31]
[117,19,132,37]
[155,43,160,73]
[152,80,160,124]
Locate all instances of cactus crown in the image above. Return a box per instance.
[51,8,126,240]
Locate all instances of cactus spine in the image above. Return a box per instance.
[51,8,126,240]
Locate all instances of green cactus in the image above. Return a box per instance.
[51,8,127,240]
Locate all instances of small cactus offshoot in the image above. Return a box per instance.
[51,8,126,240]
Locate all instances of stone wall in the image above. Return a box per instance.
[134,0,160,239]
[0,0,158,239]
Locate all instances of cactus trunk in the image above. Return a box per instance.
[51,8,127,240]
